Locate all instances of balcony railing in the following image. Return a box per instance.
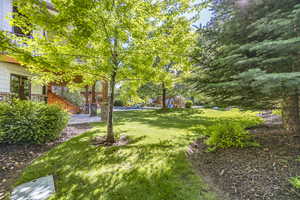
[0,92,47,103]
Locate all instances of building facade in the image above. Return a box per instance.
[0,0,108,115]
[0,0,46,102]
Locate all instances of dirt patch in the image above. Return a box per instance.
[189,124,300,200]
[91,135,129,147]
[0,124,91,199]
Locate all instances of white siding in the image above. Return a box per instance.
[0,62,43,95]
[0,0,13,32]
[0,63,10,93]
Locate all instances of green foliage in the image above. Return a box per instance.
[203,122,259,152]
[61,90,85,107]
[11,0,198,141]
[0,101,69,144]
[15,109,221,200]
[11,0,196,86]
[114,99,124,107]
[272,109,282,116]
[0,31,10,51]
[189,108,262,151]
[190,0,300,109]
[185,100,193,108]
[289,177,300,189]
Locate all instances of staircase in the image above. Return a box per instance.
[47,91,81,114]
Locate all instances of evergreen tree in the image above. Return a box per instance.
[191,0,300,133]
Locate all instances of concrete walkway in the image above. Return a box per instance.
[68,114,101,125]
[68,107,157,125]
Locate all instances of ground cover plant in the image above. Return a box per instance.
[290,177,300,190]
[12,109,260,200]
[190,119,300,200]
[203,122,260,152]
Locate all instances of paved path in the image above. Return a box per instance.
[68,107,157,125]
[68,114,101,125]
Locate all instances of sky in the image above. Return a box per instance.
[186,0,213,27]
[197,8,212,25]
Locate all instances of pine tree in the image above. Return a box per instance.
[191,0,300,134]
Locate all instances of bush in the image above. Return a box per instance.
[0,100,69,144]
[114,100,124,107]
[272,109,281,116]
[185,100,193,108]
[203,122,259,152]
[290,177,300,189]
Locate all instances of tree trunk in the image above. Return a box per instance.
[282,94,300,134]
[90,83,97,117]
[162,82,167,109]
[101,81,109,122]
[61,87,65,96]
[84,85,89,114]
[106,71,116,143]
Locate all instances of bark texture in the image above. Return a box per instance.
[282,95,300,134]
[101,81,109,122]
[107,71,116,143]
[84,86,89,114]
[90,83,97,117]
[162,82,167,109]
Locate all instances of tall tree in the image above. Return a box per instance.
[11,0,196,143]
[191,0,300,134]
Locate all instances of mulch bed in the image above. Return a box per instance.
[0,124,91,199]
[189,120,300,200]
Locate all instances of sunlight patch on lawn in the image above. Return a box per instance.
[13,109,261,200]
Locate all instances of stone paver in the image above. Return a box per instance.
[11,176,55,200]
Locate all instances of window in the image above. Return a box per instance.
[10,74,31,100]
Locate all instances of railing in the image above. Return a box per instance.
[31,94,47,102]
[0,92,12,102]
[0,92,47,103]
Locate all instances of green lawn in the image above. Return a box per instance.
[15,109,260,200]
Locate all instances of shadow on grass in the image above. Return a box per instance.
[15,128,216,200]
[16,109,261,200]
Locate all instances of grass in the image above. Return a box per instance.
[14,108,261,200]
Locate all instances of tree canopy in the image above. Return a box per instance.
[11,0,197,142]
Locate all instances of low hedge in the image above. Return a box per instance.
[114,100,124,107]
[185,100,193,108]
[0,100,69,144]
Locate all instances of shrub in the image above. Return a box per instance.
[272,109,281,116]
[290,177,300,189]
[203,122,259,152]
[114,100,124,107]
[185,100,193,108]
[0,100,69,144]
